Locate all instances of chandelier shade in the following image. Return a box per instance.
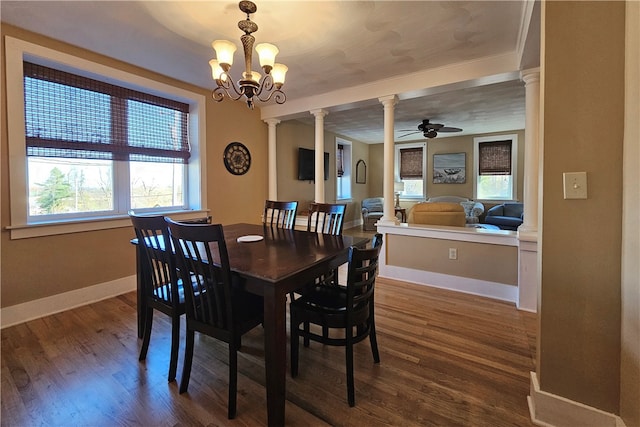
[209,1,287,109]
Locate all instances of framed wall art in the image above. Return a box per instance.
[433,152,466,184]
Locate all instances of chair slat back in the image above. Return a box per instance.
[166,219,234,332]
[264,200,298,229]
[130,213,178,305]
[307,203,346,235]
[347,234,383,309]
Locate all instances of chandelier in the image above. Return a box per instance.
[209,1,288,109]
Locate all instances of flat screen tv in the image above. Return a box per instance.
[298,147,329,181]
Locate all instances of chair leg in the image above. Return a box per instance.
[179,329,195,394]
[369,319,380,364]
[228,343,238,419]
[138,306,154,361]
[290,315,299,378]
[346,327,355,407]
[168,314,180,382]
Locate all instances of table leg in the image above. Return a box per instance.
[263,287,286,426]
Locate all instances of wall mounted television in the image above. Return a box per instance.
[298,147,329,181]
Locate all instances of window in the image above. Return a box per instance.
[5,37,206,238]
[395,142,426,198]
[336,138,352,200]
[473,134,518,200]
[24,62,190,219]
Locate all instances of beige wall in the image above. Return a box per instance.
[539,1,624,413]
[387,234,518,286]
[0,25,268,307]
[275,120,370,225]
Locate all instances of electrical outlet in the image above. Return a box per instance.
[448,248,457,260]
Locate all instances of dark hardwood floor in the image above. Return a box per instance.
[1,229,537,426]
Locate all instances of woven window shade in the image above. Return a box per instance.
[399,147,423,179]
[23,62,190,163]
[337,144,344,177]
[479,140,512,175]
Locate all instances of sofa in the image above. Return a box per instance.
[426,196,484,224]
[361,197,384,231]
[484,203,524,230]
[408,202,466,227]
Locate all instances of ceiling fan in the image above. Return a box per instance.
[398,119,463,139]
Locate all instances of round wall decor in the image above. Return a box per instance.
[223,142,251,175]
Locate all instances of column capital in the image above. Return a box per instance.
[310,108,328,118]
[263,118,281,126]
[520,68,540,84]
[378,94,399,107]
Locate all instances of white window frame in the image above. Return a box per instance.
[395,142,427,200]
[473,134,518,201]
[5,36,207,239]
[336,137,352,201]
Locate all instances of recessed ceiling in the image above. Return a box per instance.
[1,1,539,143]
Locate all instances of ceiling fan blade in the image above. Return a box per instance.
[397,131,421,138]
[437,126,462,132]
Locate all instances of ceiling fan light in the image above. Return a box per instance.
[426,130,438,138]
[212,40,237,68]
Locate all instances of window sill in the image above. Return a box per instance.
[6,209,209,240]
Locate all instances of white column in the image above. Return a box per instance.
[310,109,328,203]
[264,118,280,201]
[519,69,541,234]
[517,68,540,313]
[377,95,399,226]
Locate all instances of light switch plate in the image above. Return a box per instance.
[563,172,588,199]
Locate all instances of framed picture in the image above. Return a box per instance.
[433,152,466,184]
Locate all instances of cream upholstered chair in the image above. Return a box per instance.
[426,196,484,224]
[408,202,466,227]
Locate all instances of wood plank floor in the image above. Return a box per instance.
[1,274,537,426]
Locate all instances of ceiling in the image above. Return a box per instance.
[1,1,540,144]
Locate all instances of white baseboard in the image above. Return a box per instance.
[1,275,136,329]
[379,264,518,303]
[528,372,626,427]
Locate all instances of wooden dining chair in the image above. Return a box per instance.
[165,219,264,419]
[290,202,347,302]
[289,234,383,407]
[129,212,184,383]
[307,202,347,235]
[263,200,298,229]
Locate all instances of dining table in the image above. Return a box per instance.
[133,222,369,426]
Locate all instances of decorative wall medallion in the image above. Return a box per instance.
[223,142,251,175]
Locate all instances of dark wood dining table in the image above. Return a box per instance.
[133,222,369,426]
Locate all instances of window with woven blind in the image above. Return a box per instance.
[337,144,344,177]
[6,37,205,237]
[399,147,423,179]
[474,135,518,200]
[478,140,512,175]
[21,60,193,219]
[395,143,426,198]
